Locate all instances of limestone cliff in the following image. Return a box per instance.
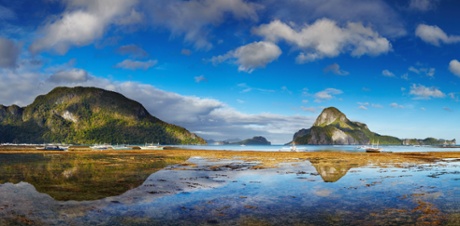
[292,107,401,145]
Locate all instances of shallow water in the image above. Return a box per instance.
[174,144,460,153]
[0,154,459,225]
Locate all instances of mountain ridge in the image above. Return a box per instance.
[0,86,206,145]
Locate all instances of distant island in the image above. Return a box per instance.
[234,136,271,145]
[207,136,271,145]
[291,107,455,145]
[0,87,206,145]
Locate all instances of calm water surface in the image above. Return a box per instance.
[0,153,459,225]
[174,144,460,153]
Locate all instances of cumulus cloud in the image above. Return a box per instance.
[253,19,391,63]
[48,68,90,83]
[409,84,445,99]
[115,59,157,70]
[30,0,137,54]
[416,24,460,46]
[0,37,20,68]
[382,69,395,77]
[117,44,148,58]
[409,0,439,12]
[143,0,260,49]
[262,0,405,38]
[324,63,349,76]
[211,41,281,73]
[449,59,460,77]
[314,88,343,102]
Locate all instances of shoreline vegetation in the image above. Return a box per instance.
[1,146,459,168]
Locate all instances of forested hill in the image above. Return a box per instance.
[0,86,206,145]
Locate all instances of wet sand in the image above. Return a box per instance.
[1,147,459,167]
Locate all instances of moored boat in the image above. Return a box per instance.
[139,145,164,150]
[366,140,382,153]
[36,145,65,151]
[90,145,110,150]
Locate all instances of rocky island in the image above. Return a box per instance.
[292,107,455,145]
[234,136,271,145]
[292,107,401,145]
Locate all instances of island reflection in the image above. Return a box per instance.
[0,153,188,201]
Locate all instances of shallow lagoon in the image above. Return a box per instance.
[175,144,460,153]
[0,152,459,225]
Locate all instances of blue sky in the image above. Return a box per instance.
[0,0,459,144]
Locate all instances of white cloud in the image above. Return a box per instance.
[48,68,90,83]
[301,107,317,113]
[30,0,137,54]
[408,65,435,77]
[237,83,275,94]
[211,41,282,73]
[253,19,391,63]
[372,104,383,108]
[358,105,368,110]
[390,103,405,109]
[324,63,349,76]
[409,84,445,99]
[382,69,395,77]
[0,37,20,68]
[449,59,460,77]
[448,92,459,102]
[194,75,207,83]
[115,59,157,70]
[409,0,439,12]
[143,0,260,49]
[0,67,313,144]
[262,0,405,38]
[416,24,460,46]
[314,88,343,102]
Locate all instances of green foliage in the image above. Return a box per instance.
[294,107,402,145]
[236,136,271,145]
[0,86,206,145]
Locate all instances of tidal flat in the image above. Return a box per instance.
[0,149,459,225]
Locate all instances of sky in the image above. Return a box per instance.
[0,0,459,144]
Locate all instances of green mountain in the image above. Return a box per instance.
[0,86,206,145]
[292,107,401,145]
[234,136,271,145]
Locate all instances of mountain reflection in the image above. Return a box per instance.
[310,158,364,182]
[0,153,188,201]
